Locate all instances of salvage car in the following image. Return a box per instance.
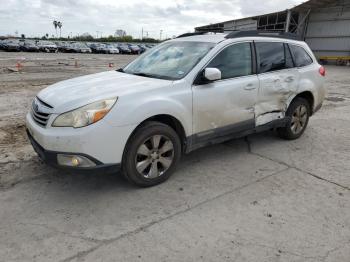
[117,44,132,54]
[1,39,21,52]
[36,41,58,53]
[21,40,39,52]
[88,43,108,53]
[70,42,92,53]
[105,44,120,54]
[128,44,141,54]
[26,31,326,187]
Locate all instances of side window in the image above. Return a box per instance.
[207,42,252,80]
[256,42,290,73]
[289,45,313,67]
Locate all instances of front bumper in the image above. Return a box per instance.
[27,130,120,174]
[26,113,137,171]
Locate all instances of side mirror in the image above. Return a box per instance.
[203,68,222,82]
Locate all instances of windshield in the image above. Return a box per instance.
[123,41,214,80]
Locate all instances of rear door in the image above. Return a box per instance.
[192,42,259,142]
[255,42,299,126]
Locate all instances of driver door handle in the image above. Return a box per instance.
[244,83,257,91]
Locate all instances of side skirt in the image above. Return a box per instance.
[185,118,289,153]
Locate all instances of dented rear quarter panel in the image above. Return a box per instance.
[255,68,300,126]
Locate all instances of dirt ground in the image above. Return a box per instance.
[0,52,135,187]
[0,51,349,262]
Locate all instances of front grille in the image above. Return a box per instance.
[31,98,52,127]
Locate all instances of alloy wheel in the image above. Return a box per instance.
[135,135,175,179]
[291,105,308,135]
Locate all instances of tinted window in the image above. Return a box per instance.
[289,45,313,67]
[207,42,252,79]
[256,42,291,73]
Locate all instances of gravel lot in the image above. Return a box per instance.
[0,51,349,262]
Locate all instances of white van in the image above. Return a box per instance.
[26,31,326,187]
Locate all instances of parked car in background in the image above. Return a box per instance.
[87,43,99,53]
[69,42,92,53]
[36,41,58,53]
[0,40,4,50]
[1,39,21,52]
[105,44,120,54]
[87,43,108,53]
[137,44,147,53]
[20,40,39,52]
[128,44,141,54]
[54,41,67,52]
[117,44,132,54]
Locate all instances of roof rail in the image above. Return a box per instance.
[176,32,207,38]
[225,30,301,40]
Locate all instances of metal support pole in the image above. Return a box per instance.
[285,9,292,32]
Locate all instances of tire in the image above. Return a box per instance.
[122,121,182,187]
[278,97,311,140]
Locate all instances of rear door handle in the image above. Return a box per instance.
[244,83,257,91]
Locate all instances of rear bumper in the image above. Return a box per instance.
[27,130,120,174]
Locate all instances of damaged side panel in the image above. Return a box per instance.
[255,69,300,126]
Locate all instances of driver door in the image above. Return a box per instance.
[192,42,259,144]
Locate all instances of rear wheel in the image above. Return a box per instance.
[122,122,181,187]
[278,97,311,140]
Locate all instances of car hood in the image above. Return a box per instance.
[37,71,172,113]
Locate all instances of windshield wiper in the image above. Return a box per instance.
[116,68,124,72]
[132,72,154,78]
[132,72,173,80]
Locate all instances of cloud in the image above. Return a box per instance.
[0,0,304,38]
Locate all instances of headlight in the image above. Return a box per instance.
[52,98,117,128]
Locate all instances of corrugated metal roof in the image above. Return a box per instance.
[195,0,340,31]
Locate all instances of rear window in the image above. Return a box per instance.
[289,45,313,67]
[256,42,292,73]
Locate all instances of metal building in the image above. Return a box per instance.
[195,0,350,62]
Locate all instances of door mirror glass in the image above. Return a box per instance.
[204,68,222,81]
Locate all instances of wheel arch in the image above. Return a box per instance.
[125,114,188,154]
[287,91,315,115]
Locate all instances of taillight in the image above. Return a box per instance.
[319,66,326,77]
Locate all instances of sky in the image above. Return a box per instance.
[0,0,305,39]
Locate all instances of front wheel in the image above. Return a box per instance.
[278,97,311,140]
[122,122,181,187]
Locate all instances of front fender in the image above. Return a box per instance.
[104,85,193,136]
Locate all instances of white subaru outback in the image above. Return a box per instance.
[26,31,326,187]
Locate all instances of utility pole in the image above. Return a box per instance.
[141,28,143,40]
[160,29,163,40]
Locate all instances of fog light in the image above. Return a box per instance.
[57,154,96,168]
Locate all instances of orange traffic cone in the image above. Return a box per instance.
[15,61,23,71]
